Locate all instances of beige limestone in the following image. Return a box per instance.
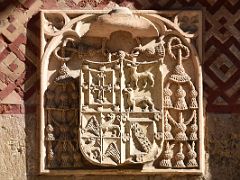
[0,114,36,180]
[40,8,203,175]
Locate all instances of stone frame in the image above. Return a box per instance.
[39,9,204,175]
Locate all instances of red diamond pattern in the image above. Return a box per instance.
[0,0,239,113]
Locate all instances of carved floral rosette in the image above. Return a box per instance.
[40,8,203,173]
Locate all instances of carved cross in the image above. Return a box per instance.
[90,71,112,103]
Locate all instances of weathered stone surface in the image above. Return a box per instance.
[206,113,240,180]
[0,0,240,180]
[0,113,240,180]
[0,115,26,180]
[0,114,36,180]
[1,113,240,179]
[39,8,203,174]
[36,176,75,180]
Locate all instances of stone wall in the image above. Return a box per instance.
[0,1,239,180]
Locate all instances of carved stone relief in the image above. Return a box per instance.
[40,8,203,174]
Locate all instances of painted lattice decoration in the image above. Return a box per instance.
[40,8,204,174]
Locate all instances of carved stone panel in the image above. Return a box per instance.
[40,8,203,174]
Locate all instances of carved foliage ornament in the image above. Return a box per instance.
[40,8,203,174]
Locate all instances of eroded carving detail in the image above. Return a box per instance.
[123,85,154,112]
[127,62,155,89]
[160,142,175,168]
[131,122,152,153]
[41,8,202,173]
[162,34,200,170]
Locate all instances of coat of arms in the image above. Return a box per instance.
[79,50,164,166]
[41,8,202,173]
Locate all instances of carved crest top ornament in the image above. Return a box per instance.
[40,8,204,175]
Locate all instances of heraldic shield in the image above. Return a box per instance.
[79,53,164,166]
[41,8,203,173]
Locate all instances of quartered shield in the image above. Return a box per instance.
[41,8,202,173]
[79,54,164,166]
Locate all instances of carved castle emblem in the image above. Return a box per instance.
[40,8,203,174]
[79,51,164,166]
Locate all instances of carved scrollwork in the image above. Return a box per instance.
[41,8,202,173]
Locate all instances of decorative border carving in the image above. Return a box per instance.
[40,9,204,175]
